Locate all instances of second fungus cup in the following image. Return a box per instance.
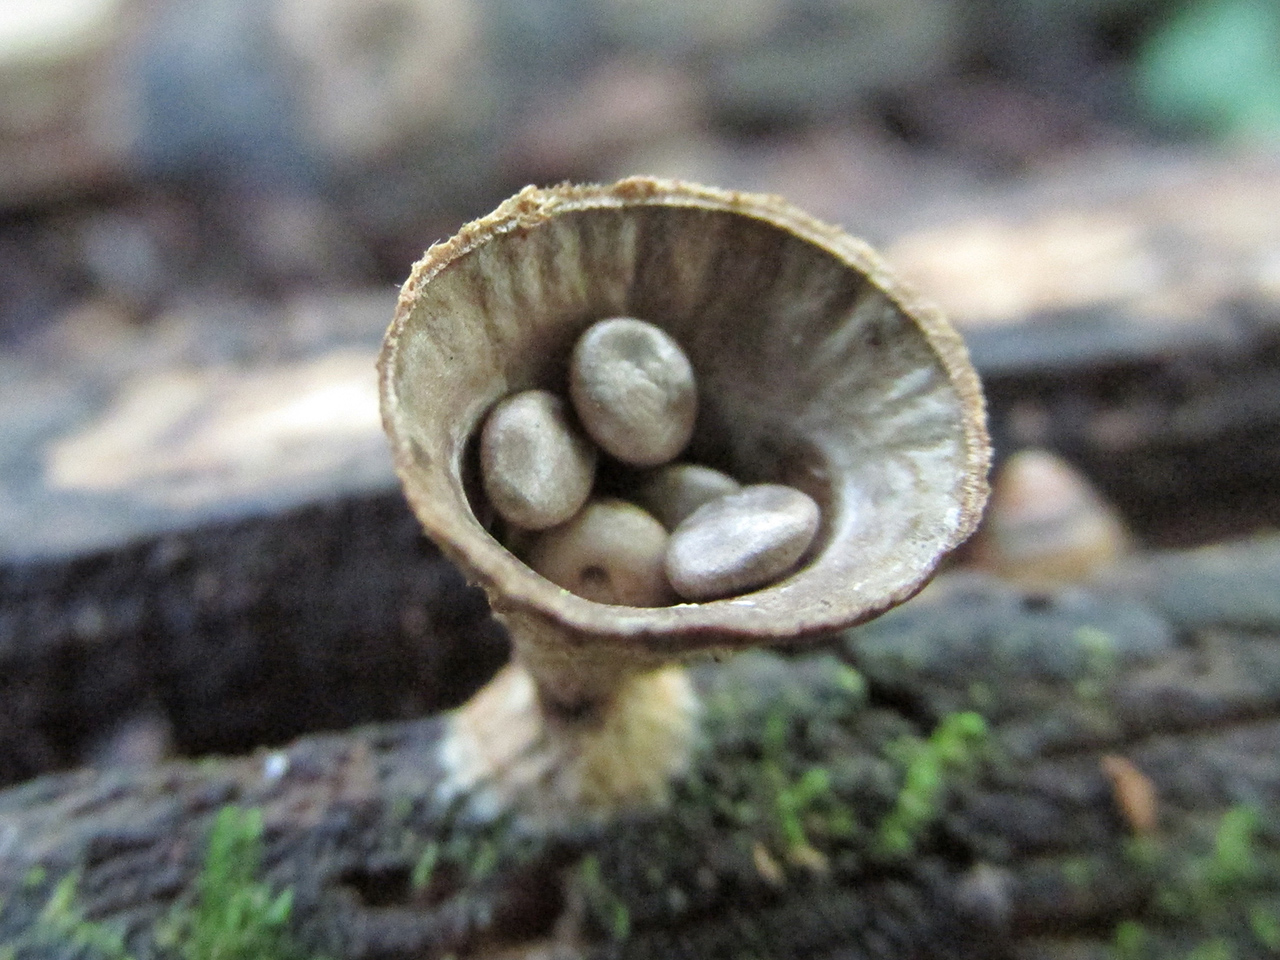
[379,178,990,821]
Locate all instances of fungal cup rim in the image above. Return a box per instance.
[379,177,991,659]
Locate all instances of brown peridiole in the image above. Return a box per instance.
[379,177,990,825]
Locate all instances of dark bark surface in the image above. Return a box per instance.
[2,537,1278,959]
[0,492,508,787]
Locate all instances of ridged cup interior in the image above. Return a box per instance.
[379,178,989,656]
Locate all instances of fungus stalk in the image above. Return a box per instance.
[432,598,705,826]
[442,654,699,823]
[380,178,990,828]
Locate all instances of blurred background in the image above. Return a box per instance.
[2,0,1279,780]
[2,0,1278,308]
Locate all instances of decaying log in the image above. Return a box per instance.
[3,536,1278,959]
[0,292,506,787]
[5,154,1280,787]
[2,153,1279,957]
[0,492,507,786]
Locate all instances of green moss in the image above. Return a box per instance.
[565,653,998,956]
[1185,940,1235,960]
[1208,806,1259,890]
[4,806,323,960]
[1136,0,1280,140]
[18,872,44,895]
[755,700,849,857]
[35,873,133,960]
[1060,856,1096,889]
[673,653,884,867]
[875,711,988,858]
[965,681,995,712]
[577,855,631,942]
[1113,805,1279,959]
[410,841,442,891]
[0,870,134,959]
[691,659,989,867]
[406,810,540,898]
[156,806,319,960]
[1074,626,1119,701]
[1113,919,1151,960]
[773,767,835,852]
[1151,807,1263,920]
[1248,906,1280,950]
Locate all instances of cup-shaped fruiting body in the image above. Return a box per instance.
[382,178,988,661]
[379,178,990,821]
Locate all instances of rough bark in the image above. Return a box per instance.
[0,492,508,787]
[3,537,1278,959]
